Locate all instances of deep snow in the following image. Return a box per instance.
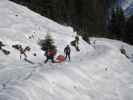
[0,0,133,100]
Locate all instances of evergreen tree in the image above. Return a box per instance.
[125,15,133,44]
[108,6,126,40]
[116,7,126,38]
[38,34,57,52]
[108,9,117,38]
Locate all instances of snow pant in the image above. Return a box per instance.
[65,53,70,61]
[45,56,55,63]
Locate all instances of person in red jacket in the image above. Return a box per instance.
[44,49,56,63]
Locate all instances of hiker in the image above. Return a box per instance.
[19,46,30,60]
[75,35,79,46]
[64,45,71,61]
[92,40,96,49]
[70,36,80,51]
[75,36,80,49]
[44,49,56,63]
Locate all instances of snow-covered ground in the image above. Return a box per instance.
[0,0,133,100]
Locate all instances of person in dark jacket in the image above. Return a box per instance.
[75,36,80,51]
[44,49,56,63]
[19,45,27,60]
[75,36,79,46]
[64,45,71,61]
[19,46,31,60]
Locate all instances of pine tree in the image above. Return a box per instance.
[108,6,126,40]
[38,34,57,52]
[108,9,117,36]
[125,15,133,44]
[116,7,126,35]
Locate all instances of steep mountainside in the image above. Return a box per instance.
[10,0,107,34]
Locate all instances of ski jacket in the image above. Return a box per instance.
[64,46,71,54]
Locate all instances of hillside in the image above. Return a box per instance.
[10,0,106,33]
[0,1,133,100]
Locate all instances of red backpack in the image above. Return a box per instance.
[48,51,56,56]
[56,55,65,63]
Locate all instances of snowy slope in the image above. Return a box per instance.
[0,0,91,64]
[0,1,133,100]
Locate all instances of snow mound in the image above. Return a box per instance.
[0,1,133,100]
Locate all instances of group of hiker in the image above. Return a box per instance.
[14,43,71,63]
[44,35,80,63]
[0,34,131,64]
[44,44,71,63]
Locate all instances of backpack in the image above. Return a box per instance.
[56,55,65,63]
[48,51,56,56]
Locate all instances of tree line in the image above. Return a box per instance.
[107,6,133,44]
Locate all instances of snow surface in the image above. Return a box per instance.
[0,0,133,100]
